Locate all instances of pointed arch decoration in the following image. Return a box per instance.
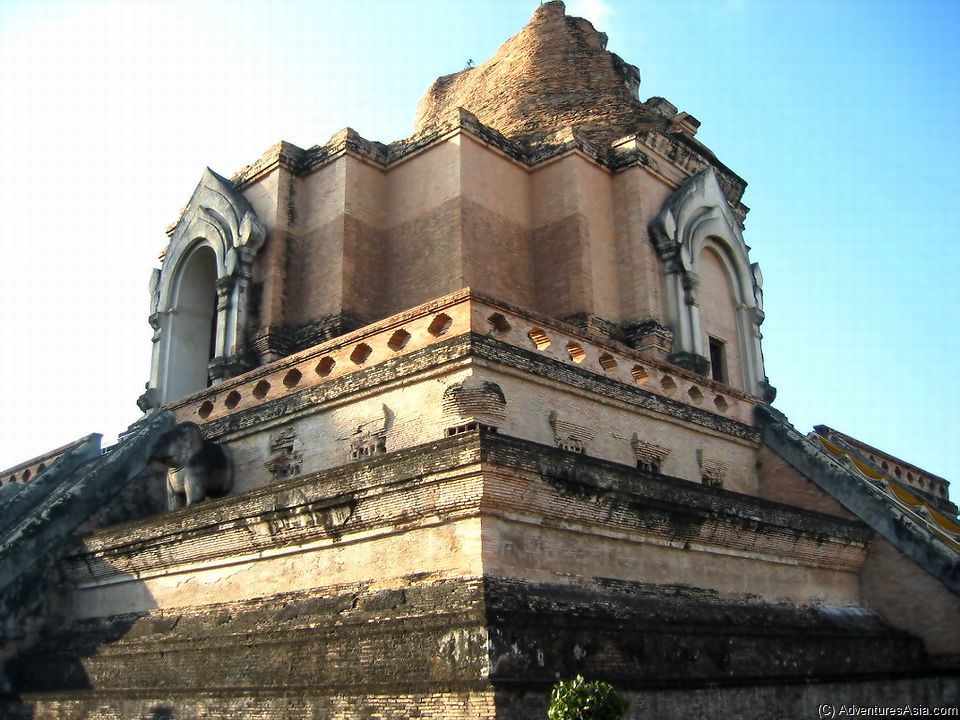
[650,168,774,401]
[142,168,266,409]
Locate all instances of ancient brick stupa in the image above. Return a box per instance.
[2,3,957,718]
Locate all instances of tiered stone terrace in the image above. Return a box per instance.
[159,290,764,497]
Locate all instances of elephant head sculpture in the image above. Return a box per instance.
[151,422,233,510]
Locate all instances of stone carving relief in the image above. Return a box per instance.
[632,435,671,474]
[650,168,773,400]
[351,433,386,461]
[249,496,355,540]
[697,449,728,489]
[349,405,393,461]
[143,168,267,408]
[441,379,507,435]
[549,411,596,455]
[264,427,304,481]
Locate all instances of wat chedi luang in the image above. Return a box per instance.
[0,3,956,718]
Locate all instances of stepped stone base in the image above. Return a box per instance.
[7,575,956,719]
[11,676,959,720]
[3,432,957,718]
[6,692,498,720]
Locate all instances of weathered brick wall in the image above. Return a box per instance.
[483,576,923,686]
[380,140,464,317]
[461,198,535,309]
[860,533,960,655]
[341,157,386,322]
[497,678,959,720]
[162,294,761,498]
[285,159,347,325]
[757,444,855,519]
[18,580,490,693]
[62,432,869,622]
[479,435,868,604]
[383,197,463,316]
[575,157,620,323]
[221,63,747,363]
[459,134,535,310]
[21,693,498,720]
[242,167,288,334]
[211,343,758,496]
[611,165,669,324]
[197,0,755,378]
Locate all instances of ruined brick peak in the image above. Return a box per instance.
[414,1,669,147]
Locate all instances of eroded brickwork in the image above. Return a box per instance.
[414,2,660,148]
[21,692,498,720]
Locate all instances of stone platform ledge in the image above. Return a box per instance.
[9,576,936,711]
[62,431,868,602]
[163,289,757,430]
[8,677,958,720]
[497,675,958,720]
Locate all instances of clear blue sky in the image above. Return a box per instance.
[1,0,957,494]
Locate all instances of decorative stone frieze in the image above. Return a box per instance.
[632,435,671,474]
[549,411,596,454]
[697,449,729,489]
[441,379,507,431]
[264,427,303,481]
[349,404,393,461]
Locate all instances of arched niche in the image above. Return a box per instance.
[142,168,266,409]
[696,242,745,390]
[162,244,218,401]
[650,168,774,400]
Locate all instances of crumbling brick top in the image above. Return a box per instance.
[414,1,669,148]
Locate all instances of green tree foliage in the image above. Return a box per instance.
[547,675,630,720]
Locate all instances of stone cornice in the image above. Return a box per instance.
[223,107,748,220]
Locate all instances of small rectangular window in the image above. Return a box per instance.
[708,337,727,384]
